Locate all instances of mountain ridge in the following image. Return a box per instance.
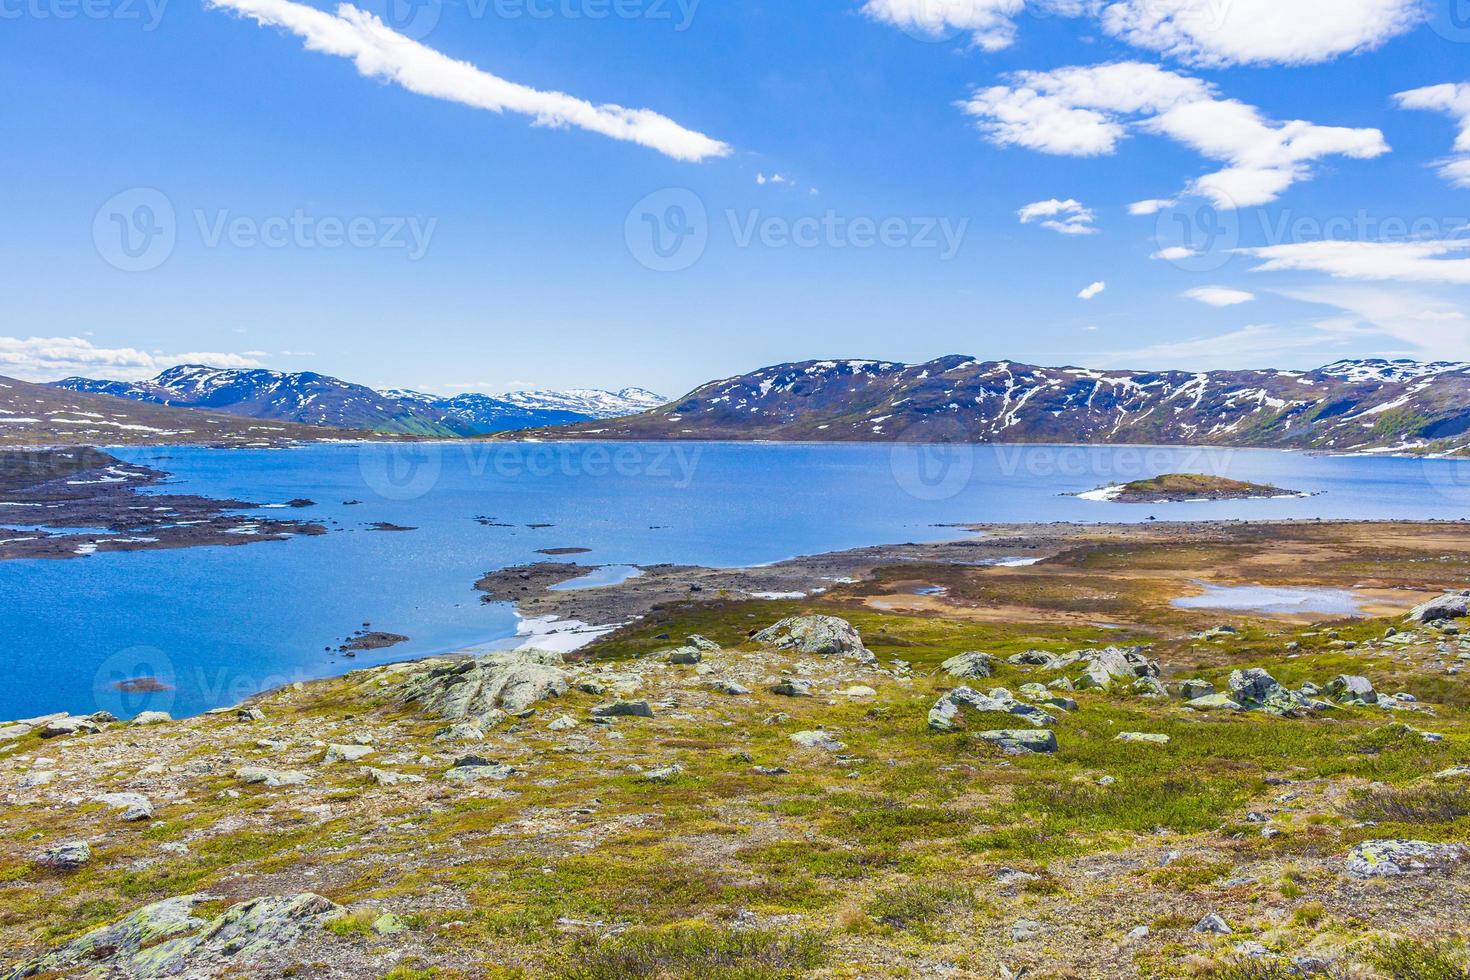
[508,356,1470,455]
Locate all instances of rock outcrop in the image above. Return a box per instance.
[398,651,568,728]
[752,615,875,664]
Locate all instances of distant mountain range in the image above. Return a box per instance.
[517,356,1470,455]
[51,367,665,436]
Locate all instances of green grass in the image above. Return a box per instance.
[559,924,827,979]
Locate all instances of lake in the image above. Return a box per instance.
[4,441,1469,721]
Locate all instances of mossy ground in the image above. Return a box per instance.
[4,522,1470,978]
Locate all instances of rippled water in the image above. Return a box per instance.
[3,441,1468,720]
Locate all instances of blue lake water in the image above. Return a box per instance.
[3,441,1470,721]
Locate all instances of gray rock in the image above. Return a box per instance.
[1325,674,1377,704]
[398,652,568,729]
[1193,913,1232,934]
[236,707,266,722]
[928,687,1056,732]
[1228,668,1314,717]
[0,723,33,741]
[790,730,846,752]
[236,766,310,787]
[36,840,91,871]
[546,715,578,731]
[95,792,154,822]
[591,700,655,718]
[322,744,375,764]
[9,892,341,977]
[942,652,997,679]
[1407,590,1470,623]
[39,716,100,739]
[770,679,813,698]
[1186,694,1246,712]
[976,729,1058,754]
[1011,919,1043,941]
[752,615,874,664]
[665,647,702,665]
[433,722,485,743]
[642,764,684,782]
[1132,676,1169,698]
[1344,839,1470,878]
[130,711,172,726]
[708,679,751,696]
[1177,679,1216,700]
[444,762,514,783]
[686,634,721,652]
[1074,647,1159,690]
[361,767,425,786]
[1115,732,1170,745]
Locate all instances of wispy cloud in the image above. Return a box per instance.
[1078,280,1106,300]
[1185,286,1255,306]
[0,336,265,382]
[206,0,731,163]
[1395,82,1470,188]
[1017,198,1097,235]
[1240,240,1470,285]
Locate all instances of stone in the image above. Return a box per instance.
[976,729,1058,754]
[1344,839,1469,878]
[10,892,341,976]
[1186,694,1246,712]
[1115,732,1170,745]
[444,762,514,783]
[323,744,375,764]
[361,767,426,786]
[372,912,409,936]
[1132,677,1169,698]
[36,840,91,871]
[1407,590,1470,623]
[1177,679,1216,700]
[928,687,1056,731]
[770,679,812,698]
[236,707,266,722]
[39,716,100,739]
[839,685,878,698]
[95,792,154,821]
[1011,919,1043,941]
[546,715,578,731]
[790,730,847,752]
[236,766,310,787]
[1073,647,1159,690]
[591,700,655,718]
[1228,668,1314,717]
[1193,913,1232,935]
[131,711,172,726]
[1434,766,1470,780]
[1325,674,1378,704]
[708,679,751,696]
[398,652,568,729]
[686,635,720,652]
[643,764,684,782]
[941,651,997,679]
[665,647,702,665]
[433,722,486,743]
[0,723,33,741]
[752,615,875,664]
[1127,925,1150,941]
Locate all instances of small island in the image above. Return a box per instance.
[1077,472,1307,503]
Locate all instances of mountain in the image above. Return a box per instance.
[52,368,667,437]
[0,375,373,447]
[512,356,1470,454]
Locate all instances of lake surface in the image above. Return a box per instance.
[4,441,1470,721]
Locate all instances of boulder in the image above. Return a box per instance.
[707,680,751,696]
[1194,913,1232,935]
[590,700,655,719]
[9,892,341,977]
[0,723,33,741]
[1177,679,1216,700]
[36,840,91,871]
[642,764,684,782]
[790,730,846,752]
[752,615,875,664]
[1344,839,1469,878]
[322,744,374,764]
[130,711,172,726]
[1324,675,1377,705]
[1074,647,1159,690]
[39,716,100,739]
[361,767,425,786]
[665,647,702,665]
[770,679,812,698]
[444,761,514,783]
[236,767,309,788]
[976,729,1057,755]
[398,652,568,729]
[1228,668,1314,717]
[1186,694,1245,712]
[1407,591,1470,623]
[941,652,997,679]
[95,793,154,822]
[1115,732,1170,745]
[928,687,1056,732]
[1132,677,1169,699]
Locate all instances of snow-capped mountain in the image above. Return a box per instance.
[521,356,1470,454]
[52,367,667,436]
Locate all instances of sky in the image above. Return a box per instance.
[4,0,1470,397]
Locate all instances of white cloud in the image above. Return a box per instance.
[1093,322,1360,370]
[1099,0,1422,67]
[1152,245,1196,261]
[1240,240,1470,285]
[961,62,1388,207]
[1078,280,1107,299]
[1129,198,1177,215]
[1184,286,1255,306]
[860,0,1028,50]
[0,337,265,382]
[1395,82,1470,188]
[757,172,792,186]
[1274,285,1470,357]
[206,0,730,163]
[1017,197,1097,235]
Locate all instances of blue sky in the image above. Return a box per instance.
[4,0,1470,396]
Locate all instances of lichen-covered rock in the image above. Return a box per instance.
[398,652,568,728]
[95,792,154,822]
[0,723,33,741]
[790,730,846,752]
[236,766,309,787]
[35,840,91,871]
[1115,732,1170,745]
[130,711,172,726]
[941,652,996,679]
[1228,668,1314,717]
[928,687,1056,732]
[1407,590,1470,623]
[590,699,654,719]
[444,761,514,783]
[753,615,874,664]
[975,729,1057,754]
[1177,679,1216,700]
[361,767,425,786]
[322,744,374,764]
[8,892,341,978]
[770,679,812,698]
[1325,674,1377,704]
[707,680,750,696]
[39,716,101,739]
[1344,839,1469,878]
[1186,694,1245,712]
[1073,647,1159,690]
